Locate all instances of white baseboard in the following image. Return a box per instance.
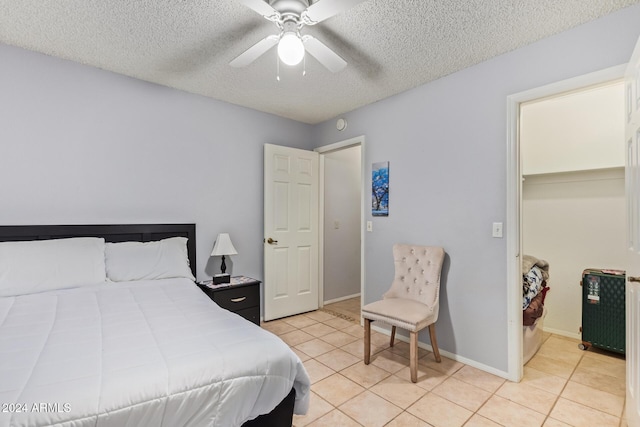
[542,326,581,341]
[370,324,511,381]
[323,293,361,305]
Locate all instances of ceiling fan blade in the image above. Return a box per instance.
[303,0,366,24]
[230,35,279,67]
[302,35,346,73]
[238,0,280,19]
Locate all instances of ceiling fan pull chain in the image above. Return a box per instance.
[303,54,306,76]
[276,54,280,81]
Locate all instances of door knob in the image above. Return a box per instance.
[266,238,278,245]
[629,276,640,283]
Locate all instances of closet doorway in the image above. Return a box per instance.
[316,136,365,316]
[520,81,626,343]
[506,64,627,381]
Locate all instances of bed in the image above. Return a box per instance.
[0,224,309,427]
[522,254,550,364]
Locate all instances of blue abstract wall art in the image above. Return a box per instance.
[372,161,389,216]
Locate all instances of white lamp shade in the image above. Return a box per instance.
[277,32,305,66]
[211,233,238,256]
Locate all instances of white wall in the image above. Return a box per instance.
[0,43,314,282]
[521,82,625,175]
[312,4,640,373]
[323,145,361,302]
[521,83,626,339]
[523,169,626,338]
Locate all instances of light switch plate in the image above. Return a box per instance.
[492,222,503,238]
[366,221,373,232]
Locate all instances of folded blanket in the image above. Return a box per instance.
[523,291,544,326]
[523,255,549,281]
[523,266,544,309]
[522,254,550,309]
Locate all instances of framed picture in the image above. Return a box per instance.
[372,161,389,216]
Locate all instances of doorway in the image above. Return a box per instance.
[262,138,364,321]
[316,136,365,318]
[520,81,626,341]
[506,65,627,381]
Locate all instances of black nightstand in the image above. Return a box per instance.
[198,277,261,325]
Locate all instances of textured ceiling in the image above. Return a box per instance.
[0,0,638,124]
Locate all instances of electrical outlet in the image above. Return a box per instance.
[492,222,503,238]
[366,221,373,232]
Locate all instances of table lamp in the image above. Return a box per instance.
[211,233,237,284]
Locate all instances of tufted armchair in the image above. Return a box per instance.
[361,244,445,383]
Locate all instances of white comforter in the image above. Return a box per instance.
[0,278,310,427]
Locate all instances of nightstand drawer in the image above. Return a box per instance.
[212,285,259,312]
[197,277,261,325]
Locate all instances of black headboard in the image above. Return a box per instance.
[0,224,197,277]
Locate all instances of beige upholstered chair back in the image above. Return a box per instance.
[383,244,445,320]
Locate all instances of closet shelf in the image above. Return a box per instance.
[522,166,624,183]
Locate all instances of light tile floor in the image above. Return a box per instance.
[261,298,628,427]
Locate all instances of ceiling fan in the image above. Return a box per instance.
[230,0,365,73]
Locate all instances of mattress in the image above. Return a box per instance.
[0,278,310,427]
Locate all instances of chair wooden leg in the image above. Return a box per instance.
[390,326,396,347]
[364,318,371,365]
[410,331,418,383]
[428,323,441,363]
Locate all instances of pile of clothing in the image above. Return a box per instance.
[523,255,550,326]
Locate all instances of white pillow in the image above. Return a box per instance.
[105,237,195,282]
[0,237,107,297]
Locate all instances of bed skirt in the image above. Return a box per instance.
[242,388,296,427]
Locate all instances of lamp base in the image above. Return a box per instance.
[213,274,231,285]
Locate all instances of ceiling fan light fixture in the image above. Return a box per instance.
[277,31,305,66]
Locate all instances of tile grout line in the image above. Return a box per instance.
[539,347,585,426]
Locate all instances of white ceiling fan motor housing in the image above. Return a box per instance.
[269,0,309,16]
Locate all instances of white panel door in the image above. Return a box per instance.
[264,144,319,321]
[625,34,640,427]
